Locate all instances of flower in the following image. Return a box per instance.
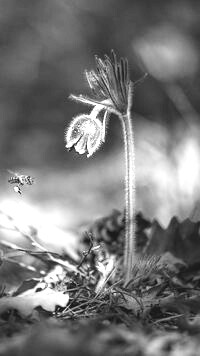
[65,51,132,158]
[66,51,139,284]
[70,50,132,115]
[65,113,103,157]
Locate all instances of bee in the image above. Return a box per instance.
[7,170,34,195]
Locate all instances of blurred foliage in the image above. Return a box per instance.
[0,0,200,167]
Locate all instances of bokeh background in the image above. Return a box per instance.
[0,0,200,249]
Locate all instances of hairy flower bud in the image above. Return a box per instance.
[65,114,103,157]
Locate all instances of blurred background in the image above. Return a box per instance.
[0,0,200,251]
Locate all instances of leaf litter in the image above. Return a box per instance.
[1,209,200,354]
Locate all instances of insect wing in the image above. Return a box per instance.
[7,169,18,176]
[26,176,34,185]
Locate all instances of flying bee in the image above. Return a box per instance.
[8,174,34,186]
[7,170,35,195]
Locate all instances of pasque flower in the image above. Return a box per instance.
[65,103,109,157]
[65,112,103,158]
[65,51,139,285]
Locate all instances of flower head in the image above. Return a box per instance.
[66,51,132,159]
[70,50,132,115]
[65,113,103,157]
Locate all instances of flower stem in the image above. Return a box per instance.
[120,109,136,285]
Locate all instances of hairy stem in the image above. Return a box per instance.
[120,109,136,285]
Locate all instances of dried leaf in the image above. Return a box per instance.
[118,290,158,314]
[0,287,69,317]
[159,252,186,273]
[14,278,39,296]
[146,217,200,264]
[95,255,116,295]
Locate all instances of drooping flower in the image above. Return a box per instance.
[66,51,132,159]
[65,113,103,157]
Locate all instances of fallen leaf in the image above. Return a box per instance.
[117,291,157,314]
[0,287,69,317]
[14,278,39,296]
[95,255,116,295]
[159,252,186,272]
[146,217,200,264]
